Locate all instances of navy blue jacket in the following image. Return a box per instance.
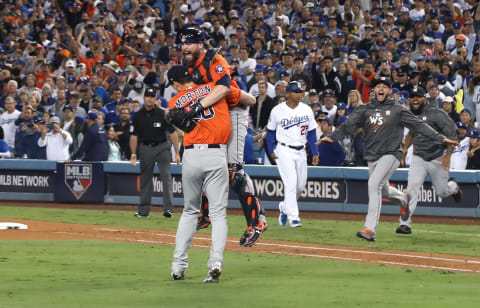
[71,123,108,161]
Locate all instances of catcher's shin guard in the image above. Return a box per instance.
[196,192,211,230]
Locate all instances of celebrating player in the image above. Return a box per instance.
[179,28,267,247]
[168,65,231,283]
[266,81,319,227]
[397,86,462,234]
[318,77,458,242]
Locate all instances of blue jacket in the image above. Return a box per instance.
[71,123,108,161]
[317,141,346,166]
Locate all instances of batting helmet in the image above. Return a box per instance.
[181,28,206,44]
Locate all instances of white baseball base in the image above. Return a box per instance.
[0,222,28,230]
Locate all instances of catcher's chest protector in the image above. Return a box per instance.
[191,49,219,84]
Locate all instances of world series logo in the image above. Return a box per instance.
[64,164,92,200]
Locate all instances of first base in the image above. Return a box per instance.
[0,222,28,230]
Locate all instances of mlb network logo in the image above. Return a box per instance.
[65,164,92,200]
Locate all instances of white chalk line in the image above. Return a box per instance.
[96,228,480,265]
[58,231,480,273]
[415,229,480,237]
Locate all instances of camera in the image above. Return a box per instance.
[47,122,54,130]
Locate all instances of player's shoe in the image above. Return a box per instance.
[134,212,149,218]
[163,209,173,218]
[356,228,376,242]
[289,220,302,228]
[400,193,410,221]
[171,271,185,281]
[239,219,268,247]
[278,212,287,226]
[196,214,211,230]
[395,225,412,234]
[450,181,463,203]
[204,262,222,283]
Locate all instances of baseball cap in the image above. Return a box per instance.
[66,60,75,68]
[255,64,266,72]
[144,88,156,97]
[339,46,349,53]
[167,65,190,86]
[50,116,61,124]
[33,117,46,124]
[286,81,303,93]
[63,105,73,111]
[321,118,333,125]
[308,89,318,96]
[86,111,98,121]
[279,70,291,78]
[460,108,471,115]
[443,96,455,104]
[181,28,206,43]
[92,95,103,103]
[468,130,480,138]
[373,77,392,88]
[323,89,334,96]
[456,34,467,41]
[392,88,400,95]
[453,21,462,29]
[456,121,467,129]
[336,115,348,125]
[337,102,347,109]
[74,116,85,125]
[409,86,426,97]
[437,74,447,84]
[67,76,76,83]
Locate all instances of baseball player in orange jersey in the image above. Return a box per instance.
[180,28,267,247]
[168,66,231,283]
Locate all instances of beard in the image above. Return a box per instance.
[183,48,201,66]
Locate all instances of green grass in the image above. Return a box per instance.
[1,240,479,308]
[1,205,480,257]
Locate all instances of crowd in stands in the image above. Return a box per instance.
[1,0,480,169]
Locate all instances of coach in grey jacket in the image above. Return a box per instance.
[318,77,458,242]
[396,86,462,235]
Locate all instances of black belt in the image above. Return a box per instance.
[185,144,221,149]
[280,142,304,150]
[142,141,161,147]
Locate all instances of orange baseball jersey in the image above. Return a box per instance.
[189,52,241,108]
[169,82,231,146]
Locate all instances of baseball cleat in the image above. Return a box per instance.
[196,214,211,230]
[204,263,222,283]
[171,271,185,281]
[289,220,302,228]
[278,212,287,226]
[134,212,149,218]
[450,182,463,203]
[356,228,376,242]
[240,220,268,247]
[396,225,412,234]
[163,209,173,218]
[400,193,410,221]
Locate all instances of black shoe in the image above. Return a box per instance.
[134,212,148,218]
[163,209,173,218]
[396,225,412,234]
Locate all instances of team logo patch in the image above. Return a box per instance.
[386,110,391,116]
[423,116,427,120]
[215,64,224,74]
[64,164,92,200]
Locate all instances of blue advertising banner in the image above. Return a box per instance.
[54,162,105,203]
[0,170,53,193]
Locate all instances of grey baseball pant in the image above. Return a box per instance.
[401,155,459,227]
[138,141,173,216]
[172,145,229,274]
[365,155,407,233]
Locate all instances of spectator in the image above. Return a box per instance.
[350,59,376,103]
[321,89,337,120]
[71,111,108,161]
[106,125,122,162]
[346,89,362,114]
[0,126,10,158]
[0,97,21,152]
[0,80,19,108]
[114,107,132,160]
[441,97,460,123]
[250,80,275,130]
[451,121,470,170]
[467,130,480,169]
[38,116,72,161]
[317,118,346,166]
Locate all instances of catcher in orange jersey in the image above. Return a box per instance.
[168,65,230,283]
[179,28,267,247]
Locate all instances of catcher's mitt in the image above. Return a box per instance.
[166,108,198,132]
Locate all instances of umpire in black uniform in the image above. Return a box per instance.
[130,88,181,218]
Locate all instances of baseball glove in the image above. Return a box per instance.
[166,108,198,132]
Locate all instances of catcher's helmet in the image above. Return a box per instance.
[181,28,206,44]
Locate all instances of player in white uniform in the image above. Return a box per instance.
[266,81,319,227]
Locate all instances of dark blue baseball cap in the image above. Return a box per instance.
[286,81,304,93]
[181,28,206,43]
[456,121,467,129]
[468,130,480,138]
[337,102,347,109]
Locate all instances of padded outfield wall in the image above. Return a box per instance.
[0,160,479,217]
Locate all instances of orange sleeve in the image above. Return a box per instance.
[209,54,231,82]
[226,79,241,108]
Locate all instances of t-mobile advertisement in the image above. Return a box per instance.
[347,180,478,208]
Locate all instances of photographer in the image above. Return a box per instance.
[38,116,72,161]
